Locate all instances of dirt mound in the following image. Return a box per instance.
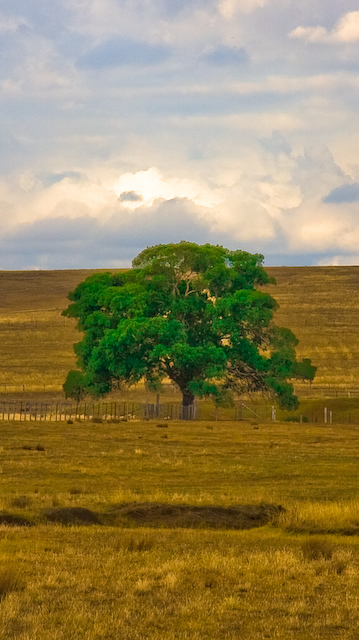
[44,507,100,526]
[107,503,284,530]
[0,513,34,527]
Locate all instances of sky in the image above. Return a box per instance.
[1,0,359,269]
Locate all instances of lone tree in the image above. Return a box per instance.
[63,242,312,410]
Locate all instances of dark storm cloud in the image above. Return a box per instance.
[78,37,171,69]
[323,183,359,204]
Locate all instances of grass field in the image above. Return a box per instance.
[0,270,101,393]
[2,267,359,637]
[1,266,359,397]
[266,266,359,388]
[1,418,359,639]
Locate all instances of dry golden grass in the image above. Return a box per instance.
[3,418,359,511]
[0,270,127,394]
[1,419,359,638]
[1,527,359,640]
[265,266,359,387]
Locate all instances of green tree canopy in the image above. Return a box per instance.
[294,358,317,384]
[63,242,312,410]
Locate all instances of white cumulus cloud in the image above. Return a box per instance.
[218,0,268,18]
[113,168,220,210]
[290,11,359,44]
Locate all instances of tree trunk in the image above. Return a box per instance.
[182,388,195,407]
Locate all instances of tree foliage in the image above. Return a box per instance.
[63,370,87,402]
[63,242,313,409]
[294,358,317,384]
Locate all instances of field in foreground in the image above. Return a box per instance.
[2,419,359,638]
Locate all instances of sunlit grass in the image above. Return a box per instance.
[1,419,359,637]
[1,527,359,639]
[266,266,359,387]
[280,500,359,534]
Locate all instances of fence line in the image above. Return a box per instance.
[4,400,359,424]
[0,400,198,422]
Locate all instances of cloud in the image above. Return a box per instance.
[317,254,359,266]
[0,199,216,269]
[1,1,359,269]
[41,171,85,188]
[290,11,359,44]
[323,183,359,204]
[259,130,292,156]
[113,168,219,210]
[0,14,29,33]
[118,191,143,203]
[202,45,247,66]
[78,37,171,68]
[218,0,268,18]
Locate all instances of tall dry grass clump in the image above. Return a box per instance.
[0,569,24,600]
[278,500,359,535]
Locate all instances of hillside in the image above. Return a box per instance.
[265,267,359,389]
[0,266,358,394]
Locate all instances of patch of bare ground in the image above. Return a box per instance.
[0,513,34,526]
[44,507,101,525]
[104,502,284,529]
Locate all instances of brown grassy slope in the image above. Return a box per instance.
[265,266,359,387]
[1,266,359,392]
[0,270,107,391]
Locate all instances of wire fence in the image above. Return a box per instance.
[1,399,359,424]
[0,400,274,423]
[294,386,359,398]
[0,401,198,422]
